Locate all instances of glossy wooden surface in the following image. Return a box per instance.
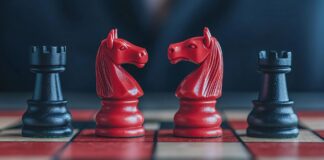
[168,27,224,137]
[95,29,148,137]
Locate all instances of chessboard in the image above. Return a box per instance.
[0,109,323,160]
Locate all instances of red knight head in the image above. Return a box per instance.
[167,27,223,100]
[102,29,148,68]
[168,27,213,64]
[96,29,148,99]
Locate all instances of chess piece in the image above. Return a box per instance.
[247,50,299,138]
[168,27,224,138]
[22,46,73,137]
[95,29,148,137]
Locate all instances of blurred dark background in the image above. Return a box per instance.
[1,0,324,92]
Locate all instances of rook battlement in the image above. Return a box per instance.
[31,46,66,55]
[30,46,67,66]
[258,50,291,67]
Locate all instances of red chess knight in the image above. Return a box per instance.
[168,27,224,138]
[95,29,148,137]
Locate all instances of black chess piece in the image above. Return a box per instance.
[247,50,299,138]
[22,46,73,138]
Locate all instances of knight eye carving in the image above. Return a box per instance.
[188,44,197,49]
[119,46,127,50]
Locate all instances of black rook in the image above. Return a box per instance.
[247,50,299,138]
[22,46,73,137]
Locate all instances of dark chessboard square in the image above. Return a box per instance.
[227,120,248,130]
[315,130,324,140]
[73,129,155,142]
[0,110,24,117]
[0,142,64,158]
[60,142,153,159]
[158,129,238,142]
[298,111,324,118]
[246,142,324,158]
[70,109,97,122]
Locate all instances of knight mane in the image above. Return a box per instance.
[96,42,114,98]
[202,38,223,98]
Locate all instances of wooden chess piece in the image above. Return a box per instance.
[168,27,224,138]
[22,46,73,138]
[247,51,299,138]
[95,29,148,137]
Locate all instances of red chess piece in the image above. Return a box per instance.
[95,29,148,137]
[168,27,224,138]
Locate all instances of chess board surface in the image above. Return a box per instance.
[0,109,323,160]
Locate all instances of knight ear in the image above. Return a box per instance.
[114,29,118,39]
[203,27,212,48]
[106,29,116,49]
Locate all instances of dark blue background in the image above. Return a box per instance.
[0,0,324,92]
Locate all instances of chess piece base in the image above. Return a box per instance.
[174,127,222,138]
[247,100,299,138]
[247,127,299,138]
[22,100,73,138]
[22,126,73,138]
[174,100,222,138]
[95,99,145,138]
[95,127,145,138]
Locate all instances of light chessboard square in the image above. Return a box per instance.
[143,122,160,130]
[236,129,323,142]
[0,117,20,129]
[155,142,250,159]
[143,110,176,121]
[222,110,250,120]
[300,118,324,130]
[0,129,78,142]
[0,156,50,160]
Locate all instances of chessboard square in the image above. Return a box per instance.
[158,129,238,142]
[300,119,324,130]
[144,122,160,130]
[0,156,50,160]
[60,142,153,159]
[70,109,97,121]
[73,129,154,142]
[246,142,324,158]
[0,110,24,117]
[298,111,324,118]
[223,110,250,120]
[228,120,248,130]
[0,117,20,130]
[0,129,78,142]
[143,110,176,122]
[155,142,250,159]
[0,142,64,158]
[237,129,323,142]
[315,130,324,140]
